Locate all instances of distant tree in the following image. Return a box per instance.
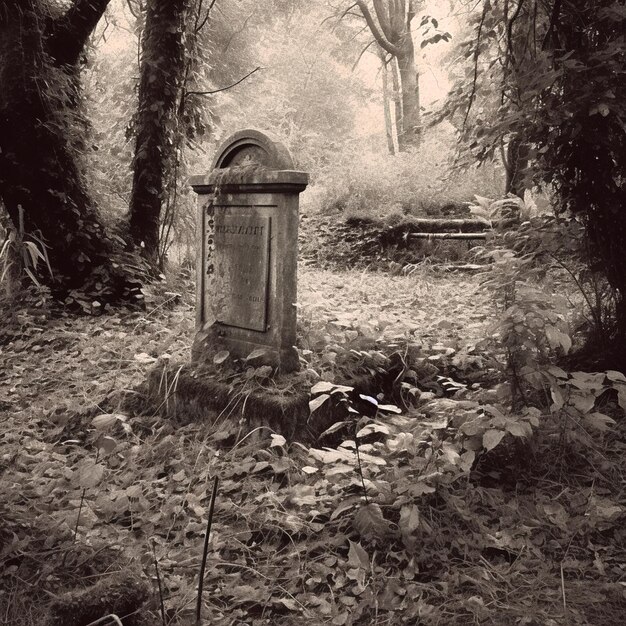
[337,1,450,152]
[354,0,422,150]
[0,0,145,306]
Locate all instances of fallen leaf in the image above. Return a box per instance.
[77,463,105,489]
[347,540,370,570]
[353,502,392,540]
[213,350,230,365]
[483,429,506,451]
[91,413,126,430]
[270,434,287,447]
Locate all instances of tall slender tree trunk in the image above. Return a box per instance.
[390,57,403,149]
[129,0,191,265]
[378,50,396,155]
[0,0,144,305]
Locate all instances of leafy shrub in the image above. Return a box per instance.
[302,124,504,219]
[477,196,623,412]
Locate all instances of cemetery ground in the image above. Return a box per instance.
[1,265,626,625]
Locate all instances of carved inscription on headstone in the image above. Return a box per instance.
[213,207,271,332]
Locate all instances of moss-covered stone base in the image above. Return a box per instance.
[145,362,313,440]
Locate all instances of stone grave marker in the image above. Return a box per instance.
[189,129,309,372]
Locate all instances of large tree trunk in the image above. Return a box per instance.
[578,117,626,346]
[0,0,145,306]
[129,0,191,265]
[396,47,421,150]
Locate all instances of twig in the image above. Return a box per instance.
[560,561,567,612]
[73,488,87,542]
[152,540,166,626]
[196,0,217,34]
[185,67,262,98]
[548,252,602,334]
[351,39,378,71]
[195,476,219,626]
[353,421,369,505]
[85,615,123,626]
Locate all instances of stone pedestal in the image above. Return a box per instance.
[190,130,308,372]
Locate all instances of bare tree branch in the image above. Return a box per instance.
[387,0,405,39]
[184,66,262,98]
[463,0,488,130]
[351,38,379,70]
[223,11,254,54]
[372,0,393,38]
[196,0,217,33]
[321,2,359,27]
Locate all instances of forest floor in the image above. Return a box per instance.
[1,266,625,625]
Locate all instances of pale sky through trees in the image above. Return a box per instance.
[96,0,458,141]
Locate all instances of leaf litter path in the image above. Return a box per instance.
[299,267,493,348]
[0,267,494,625]
[0,266,490,416]
[3,268,621,625]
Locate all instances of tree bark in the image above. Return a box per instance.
[46,0,113,66]
[0,0,145,305]
[128,0,191,264]
[396,48,421,150]
[390,56,403,141]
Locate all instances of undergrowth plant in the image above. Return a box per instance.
[2,257,625,625]
[476,197,625,452]
[0,207,53,296]
[305,127,502,219]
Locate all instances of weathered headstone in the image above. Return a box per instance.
[190,130,308,372]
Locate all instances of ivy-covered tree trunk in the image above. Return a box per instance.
[0,0,145,306]
[504,134,529,198]
[572,113,626,343]
[128,0,192,265]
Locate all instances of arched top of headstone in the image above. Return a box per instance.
[211,129,295,171]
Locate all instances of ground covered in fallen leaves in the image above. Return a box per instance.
[1,266,625,625]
